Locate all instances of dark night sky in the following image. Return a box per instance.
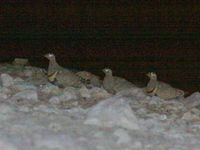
[0,1,200,93]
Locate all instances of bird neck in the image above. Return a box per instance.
[106,72,113,77]
[150,76,157,81]
[149,77,157,84]
[49,58,58,65]
[48,58,60,72]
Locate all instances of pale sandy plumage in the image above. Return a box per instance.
[146,72,184,100]
[102,68,135,94]
[12,58,29,66]
[44,53,82,88]
[76,71,102,87]
[44,53,63,76]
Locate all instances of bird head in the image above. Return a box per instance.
[44,53,56,60]
[102,68,112,75]
[146,72,157,80]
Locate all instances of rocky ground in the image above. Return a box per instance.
[0,64,200,150]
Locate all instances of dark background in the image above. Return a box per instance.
[0,1,200,94]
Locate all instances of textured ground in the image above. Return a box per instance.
[0,64,200,150]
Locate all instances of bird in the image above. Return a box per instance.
[44,53,82,88]
[12,58,29,66]
[44,53,64,76]
[145,72,185,100]
[102,68,135,94]
[75,71,102,88]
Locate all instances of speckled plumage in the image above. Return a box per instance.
[102,68,135,94]
[76,71,102,87]
[44,53,82,88]
[44,53,63,76]
[146,72,185,100]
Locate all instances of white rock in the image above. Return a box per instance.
[41,83,60,95]
[158,114,167,121]
[79,86,91,99]
[79,86,111,100]
[185,92,200,100]
[0,104,16,121]
[184,92,200,108]
[13,77,24,83]
[0,139,18,150]
[116,87,146,99]
[48,122,62,131]
[0,86,10,95]
[131,141,142,149]
[0,104,15,114]
[93,131,104,138]
[33,105,61,114]
[113,128,132,144]
[33,105,52,113]
[18,106,31,112]
[35,135,82,150]
[85,96,140,130]
[0,93,7,99]
[60,91,77,101]
[24,69,33,77]
[48,96,61,105]
[148,96,165,102]
[13,82,37,91]
[136,108,148,115]
[181,110,199,121]
[1,73,14,87]
[66,107,87,119]
[59,87,78,101]
[90,87,111,99]
[11,90,38,102]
